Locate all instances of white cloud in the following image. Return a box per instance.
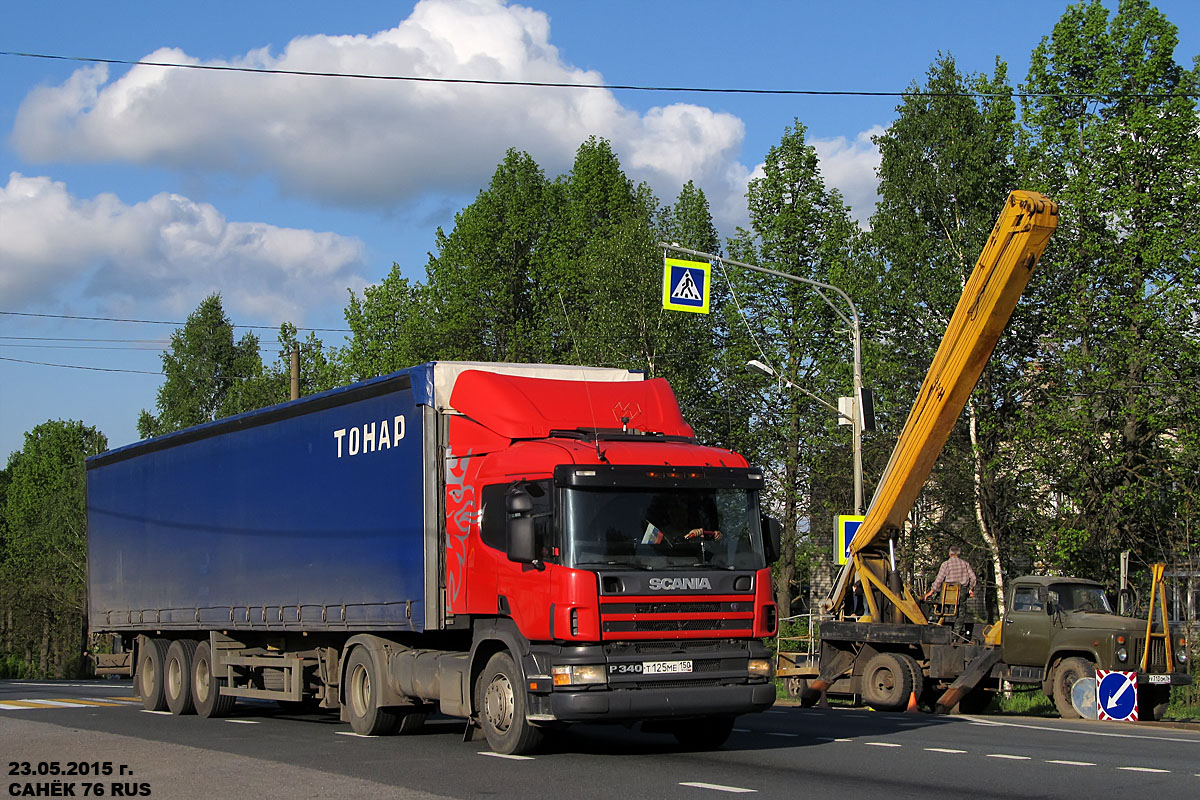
[10,0,883,236]
[11,0,745,212]
[812,126,884,225]
[0,173,367,321]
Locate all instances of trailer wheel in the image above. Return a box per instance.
[192,640,235,718]
[1138,685,1170,722]
[164,639,197,715]
[137,638,170,712]
[398,711,428,734]
[862,652,914,711]
[672,715,735,749]
[345,647,400,736]
[475,651,544,755]
[785,677,809,699]
[1052,657,1092,719]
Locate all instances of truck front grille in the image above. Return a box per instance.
[1134,637,1169,672]
[598,595,753,640]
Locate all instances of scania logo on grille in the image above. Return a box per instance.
[647,577,712,591]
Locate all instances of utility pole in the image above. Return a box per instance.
[290,343,300,402]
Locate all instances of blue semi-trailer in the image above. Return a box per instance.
[87,361,779,754]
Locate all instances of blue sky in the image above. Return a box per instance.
[2,0,1198,459]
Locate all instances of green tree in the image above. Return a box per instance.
[1016,0,1200,579]
[423,149,557,362]
[870,53,1020,609]
[137,295,266,437]
[727,120,866,615]
[0,420,107,677]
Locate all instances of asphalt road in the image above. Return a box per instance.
[3,679,1198,799]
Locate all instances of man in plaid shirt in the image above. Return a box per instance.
[923,545,977,601]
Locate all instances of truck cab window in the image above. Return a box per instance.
[1011,586,1043,612]
[480,480,553,555]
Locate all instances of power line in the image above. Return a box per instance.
[0,309,350,333]
[0,335,170,343]
[0,355,163,375]
[2,49,1195,101]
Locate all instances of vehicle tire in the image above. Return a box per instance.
[862,652,914,711]
[137,637,170,712]
[785,676,809,699]
[398,710,428,734]
[345,647,400,736]
[672,715,736,749]
[475,651,544,755]
[894,653,924,710]
[192,640,236,719]
[164,639,197,715]
[1138,685,1170,722]
[1052,657,1093,719]
[955,688,995,714]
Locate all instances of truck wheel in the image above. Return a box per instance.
[345,647,400,736]
[785,677,809,699]
[164,639,197,715]
[192,640,235,718]
[862,652,914,711]
[475,651,544,755]
[1138,685,1170,721]
[894,653,925,709]
[137,638,170,711]
[672,715,735,749]
[1052,657,1092,719]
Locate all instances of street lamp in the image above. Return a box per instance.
[661,243,866,514]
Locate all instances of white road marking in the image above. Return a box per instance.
[732,728,752,733]
[140,710,171,715]
[963,715,1200,744]
[925,748,966,754]
[1,700,100,709]
[1118,767,1169,773]
[335,731,378,738]
[1046,760,1095,766]
[766,732,799,738]
[864,742,902,747]
[679,782,756,793]
[225,719,260,724]
[480,752,534,761]
[987,754,1031,760]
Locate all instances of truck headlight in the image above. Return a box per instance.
[1116,646,1128,662]
[748,658,773,678]
[552,665,606,686]
[1177,647,1189,665]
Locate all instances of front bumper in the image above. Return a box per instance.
[548,682,776,722]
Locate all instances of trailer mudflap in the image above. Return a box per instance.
[92,652,133,676]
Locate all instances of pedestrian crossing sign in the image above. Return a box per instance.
[662,258,711,314]
[836,515,864,565]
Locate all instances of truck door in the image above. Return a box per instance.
[1002,584,1052,668]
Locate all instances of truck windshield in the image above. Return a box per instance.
[561,486,765,570]
[1049,584,1113,614]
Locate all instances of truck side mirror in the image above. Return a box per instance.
[506,488,540,566]
[762,516,782,564]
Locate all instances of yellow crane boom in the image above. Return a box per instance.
[828,190,1058,625]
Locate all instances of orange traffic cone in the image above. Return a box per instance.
[905,690,919,713]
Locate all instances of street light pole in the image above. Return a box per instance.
[661,243,864,514]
